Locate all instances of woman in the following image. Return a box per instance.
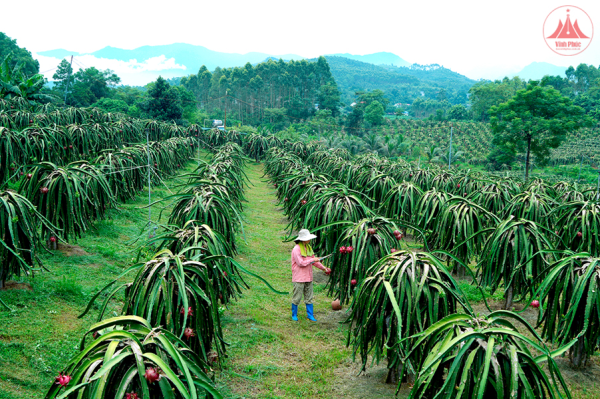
[291,229,330,321]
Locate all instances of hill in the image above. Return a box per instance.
[324,56,475,105]
[511,61,568,81]
[327,52,410,67]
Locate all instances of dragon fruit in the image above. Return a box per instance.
[144,367,160,384]
[55,373,72,388]
[180,306,193,316]
[184,327,195,340]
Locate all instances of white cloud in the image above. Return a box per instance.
[35,53,187,86]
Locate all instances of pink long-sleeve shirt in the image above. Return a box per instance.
[291,244,326,282]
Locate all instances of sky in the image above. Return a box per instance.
[3,0,599,84]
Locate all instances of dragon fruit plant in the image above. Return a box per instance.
[44,316,222,399]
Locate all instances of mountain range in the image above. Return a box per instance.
[37,43,569,87]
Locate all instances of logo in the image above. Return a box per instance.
[543,5,593,56]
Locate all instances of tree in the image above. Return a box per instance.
[0,32,39,76]
[490,83,592,180]
[346,105,364,132]
[447,104,468,120]
[364,100,384,126]
[469,77,526,121]
[91,98,130,114]
[486,145,516,170]
[51,59,74,99]
[144,76,183,122]
[64,66,122,107]
[317,82,341,116]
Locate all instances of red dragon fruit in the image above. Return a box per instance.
[180,306,193,316]
[183,327,195,340]
[55,373,72,388]
[144,367,160,384]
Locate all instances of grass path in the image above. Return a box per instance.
[217,162,399,399]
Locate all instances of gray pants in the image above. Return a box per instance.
[292,282,314,305]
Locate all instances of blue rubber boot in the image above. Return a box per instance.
[306,303,317,322]
[292,304,298,321]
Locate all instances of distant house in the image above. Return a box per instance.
[350,102,357,107]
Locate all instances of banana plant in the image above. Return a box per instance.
[406,312,572,399]
[536,253,600,368]
[44,316,222,399]
[346,251,472,387]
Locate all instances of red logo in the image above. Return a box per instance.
[543,6,593,56]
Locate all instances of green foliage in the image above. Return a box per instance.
[325,56,472,106]
[408,312,571,399]
[469,77,527,121]
[536,254,600,368]
[0,32,39,76]
[447,104,469,120]
[91,98,130,114]
[143,76,184,122]
[180,57,336,126]
[490,83,592,179]
[364,100,385,126]
[18,161,116,241]
[1,54,54,103]
[44,316,222,399]
[346,251,471,384]
[0,190,57,286]
[552,201,600,256]
[478,217,554,309]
